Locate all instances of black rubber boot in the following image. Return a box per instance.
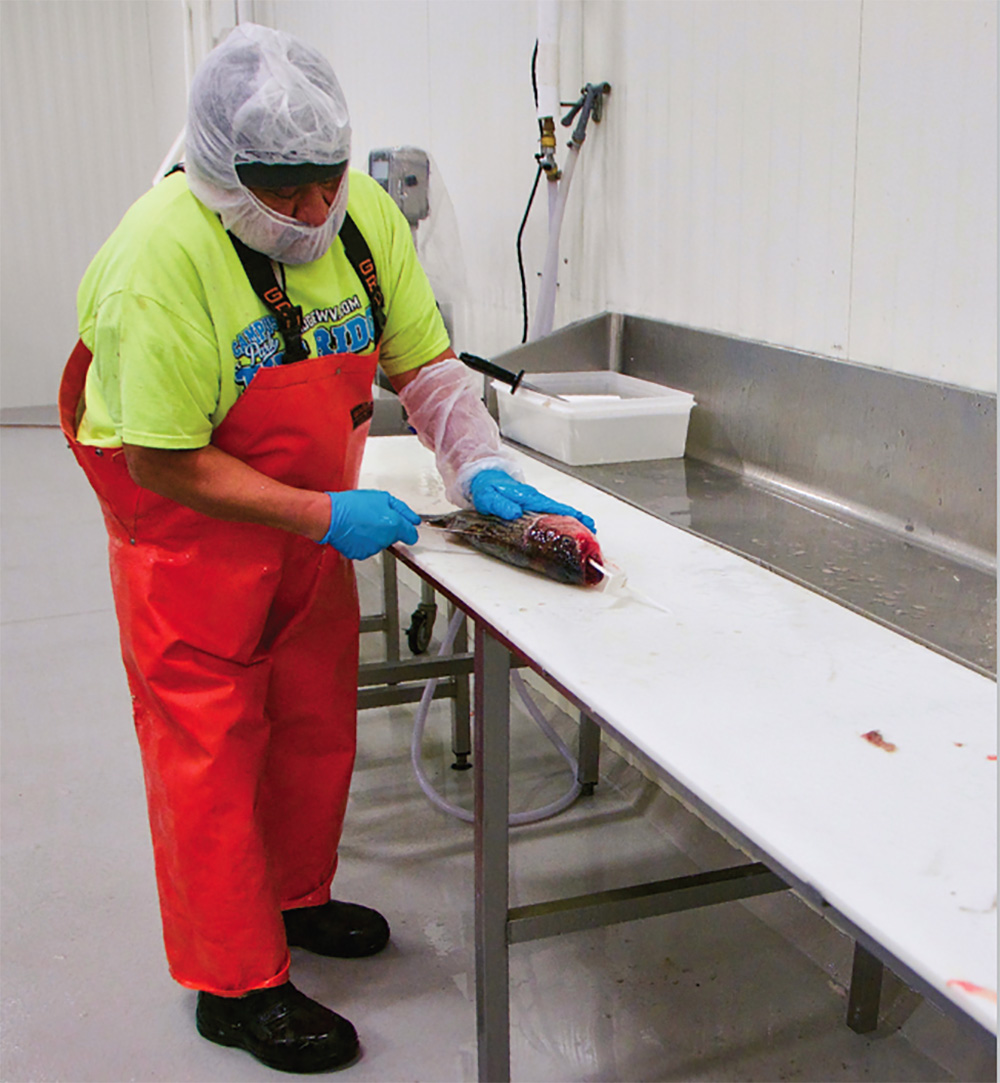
[283,900,390,958]
[196,982,359,1073]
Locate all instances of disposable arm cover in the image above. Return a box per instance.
[397,358,523,507]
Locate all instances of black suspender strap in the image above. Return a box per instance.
[226,212,386,361]
[170,162,385,360]
[338,212,386,345]
[227,232,310,363]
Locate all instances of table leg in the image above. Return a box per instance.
[381,550,400,663]
[577,712,601,795]
[474,624,511,1083]
[451,607,472,769]
[847,941,884,1033]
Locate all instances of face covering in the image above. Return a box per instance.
[220,172,350,264]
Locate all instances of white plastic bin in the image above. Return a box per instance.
[493,371,695,466]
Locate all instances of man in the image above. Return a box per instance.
[58,22,593,1075]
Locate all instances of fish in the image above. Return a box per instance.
[422,510,604,587]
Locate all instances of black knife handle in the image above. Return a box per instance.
[459,352,525,393]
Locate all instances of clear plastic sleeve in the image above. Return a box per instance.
[397,358,523,507]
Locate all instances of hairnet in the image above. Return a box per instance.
[185,23,352,263]
[187,23,350,184]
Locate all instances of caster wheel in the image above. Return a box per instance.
[406,603,436,654]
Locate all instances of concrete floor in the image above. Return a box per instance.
[1,423,995,1083]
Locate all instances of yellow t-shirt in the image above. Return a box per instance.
[76,170,450,447]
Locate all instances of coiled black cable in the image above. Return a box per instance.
[518,41,544,343]
[517,164,543,344]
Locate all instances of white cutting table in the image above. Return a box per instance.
[360,436,997,1079]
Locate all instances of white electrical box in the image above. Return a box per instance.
[368,147,430,226]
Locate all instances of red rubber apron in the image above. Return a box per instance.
[60,338,378,995]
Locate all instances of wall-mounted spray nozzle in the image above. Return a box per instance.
[561,82,611,147]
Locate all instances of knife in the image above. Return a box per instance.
[459,352,571,403]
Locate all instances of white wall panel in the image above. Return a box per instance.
[4,1,995,405]
[425,1,543,352]
[850,1,997,390]
[275,1,433,153]
[276,0,491,337]
[273,0,542,356]
[0,1,186,409]
[561,1,861,361]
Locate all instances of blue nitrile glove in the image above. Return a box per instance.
[321,490,421,560]
[468,470,597,532]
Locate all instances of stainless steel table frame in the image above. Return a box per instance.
[359,435,995,1079]
[384,548,989,1083]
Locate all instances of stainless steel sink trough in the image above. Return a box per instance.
[491,312,996,677]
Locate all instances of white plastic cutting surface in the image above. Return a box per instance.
[360,436,998,1033]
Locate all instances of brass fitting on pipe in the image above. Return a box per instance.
[537,116,561,180]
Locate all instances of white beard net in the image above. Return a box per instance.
[227,173,349,265]
[184,23,352,264]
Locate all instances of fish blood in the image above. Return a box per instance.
[861,729,897,752]
[946,979,997,1003]
[425,511,604,586]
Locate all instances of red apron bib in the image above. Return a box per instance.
[60,340,378,995]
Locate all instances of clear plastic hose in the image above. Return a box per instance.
[530,141,581,341]
[410,610,583,824]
